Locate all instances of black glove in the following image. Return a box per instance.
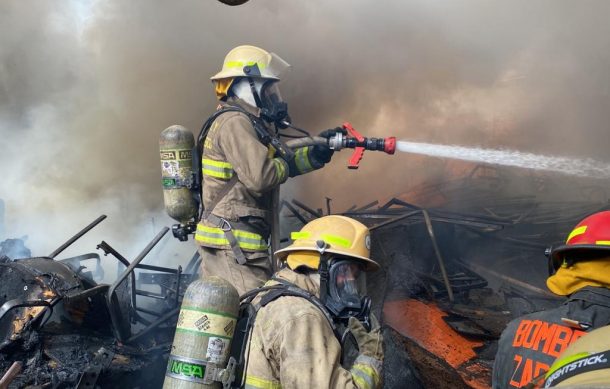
[310,144,333,165]
[318,126,346,140]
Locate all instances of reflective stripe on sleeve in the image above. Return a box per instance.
[350,363,380,389]
[272,158,287,182]
[195,224,268,251]
[294,146,314,174]
[244,375,282,389]
[202,158,234,179]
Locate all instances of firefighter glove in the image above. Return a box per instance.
[349,314,383,361]
[318,126,346,140]
[288,145,332,177]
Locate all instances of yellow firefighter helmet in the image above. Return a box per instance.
[275,215,380,272]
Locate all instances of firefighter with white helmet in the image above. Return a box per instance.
[493,211,610,388]
[196,45,341,294]
[240,215,384,388]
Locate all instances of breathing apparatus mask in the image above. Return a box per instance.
[259,81,289,128]
[316,242,372,330]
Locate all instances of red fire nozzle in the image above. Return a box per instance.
[332,122,396,169]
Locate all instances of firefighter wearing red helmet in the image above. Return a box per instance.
[493,211,610,389]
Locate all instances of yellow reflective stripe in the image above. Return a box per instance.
[351,363,378,389]
[225,61,267,69]
[291,231,310,240]
[202,158,232,168]
[202,168,233,179]
[321,234,352,248]
[567,225,587,243]
[545,352,590,379]
[195,225,267,250]
[244,375,281,389]
[202,158,234,179]
[295,147,314,174]
[596,240,610,245]
[272,158,287,181]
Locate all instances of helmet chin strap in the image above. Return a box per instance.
[248,77,264,108]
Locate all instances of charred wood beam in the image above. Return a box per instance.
[352,200,379,213]
[456,259,557,299]
[378,198,420,212]
[325,197,332,215]
[292,199,322,218]
[281,200,309,225]
[369,211,421,231]
[423,210,454,302]
[49,215,107,259]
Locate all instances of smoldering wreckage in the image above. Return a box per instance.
[2,2,610,389]
[2,141,609,389]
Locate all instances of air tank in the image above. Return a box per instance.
[160,125,198,224]
[163,276,240,388]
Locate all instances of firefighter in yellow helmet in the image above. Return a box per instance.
[196,45,341,294]
[543,325,610,387]
[238,215,384,389]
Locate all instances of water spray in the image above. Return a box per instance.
[395,140,610,180]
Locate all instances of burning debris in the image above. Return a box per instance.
[280,165,610,387]
[0,216,197,388]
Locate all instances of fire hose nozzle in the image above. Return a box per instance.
[339,122,396,168]
[384,137,396,155]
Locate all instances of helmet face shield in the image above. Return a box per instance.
[266,52,291,80]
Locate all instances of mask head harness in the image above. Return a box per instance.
[315,240,372,330]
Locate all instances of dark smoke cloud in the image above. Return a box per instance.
[1,0,610,254]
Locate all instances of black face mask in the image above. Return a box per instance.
[319,257,372,330]
[259,83,289,127]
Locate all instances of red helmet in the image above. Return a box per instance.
[548,211,610,274]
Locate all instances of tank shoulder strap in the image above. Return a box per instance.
[246,279,340,340]
[227,281,342,389]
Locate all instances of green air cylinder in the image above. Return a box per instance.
[163,276,240,388]
[160,125,198,224]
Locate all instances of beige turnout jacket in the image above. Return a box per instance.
[244,268,383,389]
[195,98,289,252]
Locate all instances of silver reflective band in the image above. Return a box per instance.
[544,352,609,388]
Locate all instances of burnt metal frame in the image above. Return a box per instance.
[6,215,196,346]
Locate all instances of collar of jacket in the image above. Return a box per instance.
[221,96,261,118]
[567,286,610,308]
[272,267,321,298]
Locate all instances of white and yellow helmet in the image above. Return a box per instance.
[211,45,290,81]
[275,215,380,272]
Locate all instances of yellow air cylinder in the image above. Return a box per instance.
[163,276,239,388]
[160,125,198,224]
